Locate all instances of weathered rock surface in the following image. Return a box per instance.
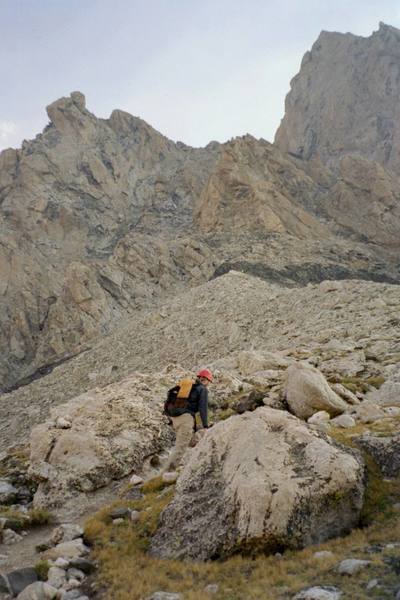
[293,587,342,600]
[150,407,365,560]
[16,582,58,600]
[29,374,174,509]
[275,23,400,177]
[285,362,347,419]
[366,366,400,407]
[1,273,399,451]
[355,433,400,477]
[2,74,400,395]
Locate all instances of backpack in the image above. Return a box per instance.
[164,379,195,417]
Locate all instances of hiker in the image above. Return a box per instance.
[164,369,213,472]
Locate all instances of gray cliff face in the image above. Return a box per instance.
[275,23,400,176]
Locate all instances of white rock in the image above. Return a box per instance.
[330,415,356,428]
[51,524,83,545]
[331,384,360,405]
[64,578,81,591]
[337,558,371,575]
[314,550,334,559]
[162,472,179,484]
[2,528,23,545]
[307,411,330,425]
[146,594,183,600]
[54,557,70,568]
[55,417,72,429]
[237,350,289,375]
[43,539,89,561]
[351,401,386,424]
[204,584,219,594]
[293,586,342,599]
[151,408,365,560]
[366,579,378,590]
[129,475,144,486]
[130,510,140,523]
[29,376,173,510]
[67,568,85,581]
[47,566,67,588]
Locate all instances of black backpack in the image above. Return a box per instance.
[164,379,195,417]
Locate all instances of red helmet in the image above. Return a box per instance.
[197,369,213,382]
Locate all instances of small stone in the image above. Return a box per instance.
[130,510,140,523]
[307,411,330,425]
[60,590,84,600]
[204,583,219,594]
[314,551,334,559]
[366,579,378,590]
[146,593,183,600]
[47,566,66,589]
[55,417,72,429]
[3,528,23,545]
[293,586,342,600]
[330,415,356,428]
[112,518,124,525]
[54,558,70,568]
[50,524,83,545]
[162,472,178,484]
[129,475,144,486]
[64,578,81,591]
[67,568,85,582]
[43,539,89,561]
[337,558,371,575]
[109,507,130,519]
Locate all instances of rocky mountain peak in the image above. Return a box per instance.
[275,23,400,176]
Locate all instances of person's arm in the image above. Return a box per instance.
[198,386,208,428]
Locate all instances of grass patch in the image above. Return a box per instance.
[341,376,370,394]
[86,470,400,600]
[0,507,52,529]
[34,560,50,581]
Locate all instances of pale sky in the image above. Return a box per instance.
[1,0,400,151]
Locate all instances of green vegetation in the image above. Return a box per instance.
[34,560,51,581]
[0,506,52,529]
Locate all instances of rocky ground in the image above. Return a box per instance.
[1,271,399,451]
[0,271,399,599]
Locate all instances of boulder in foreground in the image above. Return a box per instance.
[151,408,365,560]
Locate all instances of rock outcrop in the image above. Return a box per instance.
[150,408,365,560]
[2,70,400,393]
[284,362,348,419]
[1,273,399,451]
[275,23,400,176]
[29,373,174,510]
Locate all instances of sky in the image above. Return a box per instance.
[1,0,400,151]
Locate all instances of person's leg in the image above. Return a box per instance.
[166,413,194,470]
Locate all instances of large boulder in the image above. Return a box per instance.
[150,408,365,560]
[29,374,173,509]
[285,362,347,419]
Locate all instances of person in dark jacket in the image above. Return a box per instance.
[165,369,213,472]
